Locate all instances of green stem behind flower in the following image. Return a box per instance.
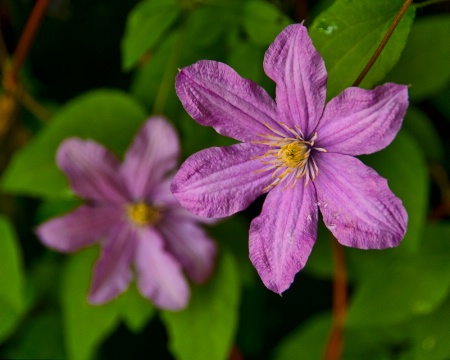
[323,237,347,360]
[353,0,413,87]
[324,1,414,359]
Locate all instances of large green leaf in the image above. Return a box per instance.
[161,249,240,360]
[1,90,147,199]
[60,248,120,360]
[272,313,331,360]
[114,284,155,333]
[243,1,292,47]
[346,223,450,328]
[310,0,415,99]
[121,0,180,70]
[362,130,428,251]
[403,295,450,360]
[0,215,26,343]
[402,107,445,162]
[3,311,66,359]
[386,15,450,101]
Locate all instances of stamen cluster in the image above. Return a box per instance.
[253,123,326,190]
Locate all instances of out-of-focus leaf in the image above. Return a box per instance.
[1,90,146,199]
[243,1,292,46]
[272,313,331,360]
[346,223,450,328]
[432,87,450,122]
[4,311,65,359]
[114,284,155,333]
[403,295,450,360]
[121,0,180,70]
[177,112,237,158]
[0,216,26,342]
[209,216,256,286]
[273,312,408,359]
[162,249,240,360]
[227,42,265,84]
[402,107,444,162]
[386,15,450,101]
[61,248,120,360]
[185,4,240,48]
[310,0,415,99]
[363,131,427,251]
[304,223,334,280]
[131,31,180,111]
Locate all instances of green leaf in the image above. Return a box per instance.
[242,1,292,46]
[177,111,237,158]
[161,249,241,360]
[121,0,180,70]
[402,107,444,162]
[346,223,450,328]
[0,215,26,343]
[386,15,450,101]
[185,4,239,48]
[209,216,256,286]
[114,284,155,333]
[403,295,450,360]
[310,0,415,99]
[272,313,331,360]
[1,90,146,199]
[362,130,428,251]
[227,42,265,84]
[3,311,66,359]
[130,31,179,111]
[60,248,120,360]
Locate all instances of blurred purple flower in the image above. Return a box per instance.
[37,117,216,310]
[172,24,408,294]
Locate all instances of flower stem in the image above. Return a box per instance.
[352,0,412,87]
[8,0,49,84]
[323,237,347,360]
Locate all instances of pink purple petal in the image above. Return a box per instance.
[121,117,180,199]
[57,138,129,203]
[313,153,407,249]
[315,84,409,155]
[88,223,135,304]
[263,24,327,136]
[135,227,190,310]
[158,216,217,283]
[36,205,122,253]
[249,180,318,294]
[171,143,273,217]
[176,60,282,142]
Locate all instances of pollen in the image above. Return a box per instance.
[252,123,326,190]
[126,201,161,226]
[279,142,309,168]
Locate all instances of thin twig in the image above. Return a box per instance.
[323,237,347,360]
[353,0,413,87]
[8,0,49,83]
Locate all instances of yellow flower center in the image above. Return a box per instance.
[278,142,309,168]
[126,201,161,226]
[251,123,326,190]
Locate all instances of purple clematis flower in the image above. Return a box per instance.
[37,117,217,310]
[171,24,408,294]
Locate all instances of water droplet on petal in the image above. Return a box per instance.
[327,224,336,231]
[322,202,328,209]
[306,214,312,222]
